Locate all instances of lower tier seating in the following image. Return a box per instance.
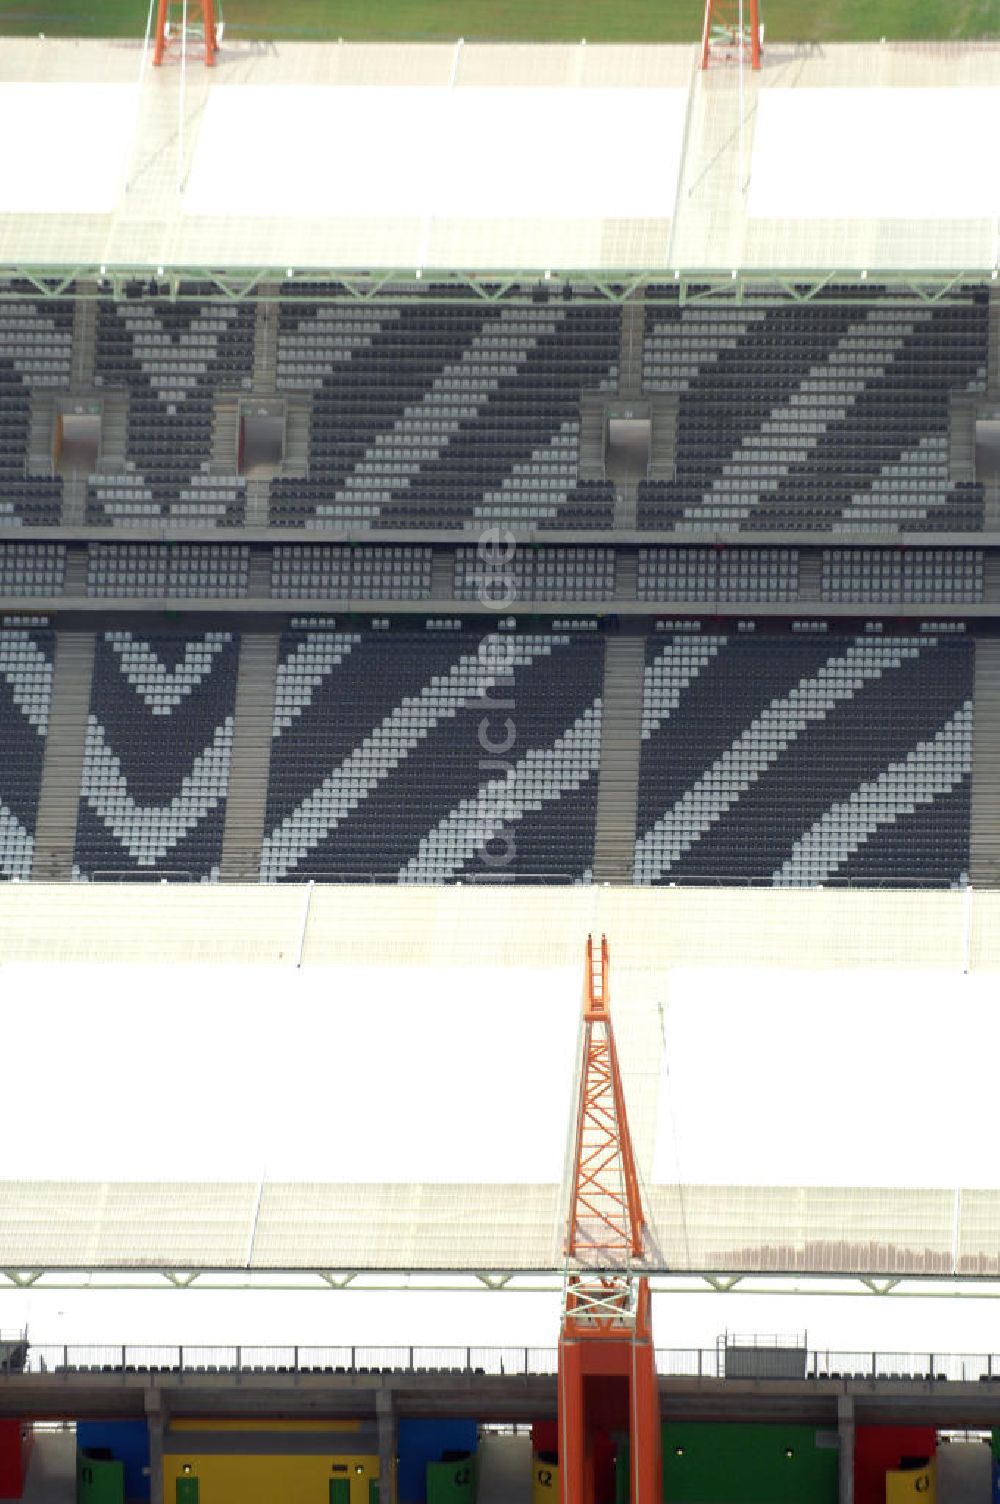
[0,620,981,890]
[634,629,973,887]
[261,626,605,883]
[0,626,54,879]
[73,630,241,880]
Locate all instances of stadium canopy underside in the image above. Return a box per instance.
[0,269,995,306]
[0,38,998,284]
[1,1182,1000,1296]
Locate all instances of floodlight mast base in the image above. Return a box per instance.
[701,0,762,69]
[153,0,218,65]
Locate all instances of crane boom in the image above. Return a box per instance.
[566,934,645,1265]
[558,935,662,1504]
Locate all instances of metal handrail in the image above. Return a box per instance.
[20,866,968,888]
[5,1344,1000,1382]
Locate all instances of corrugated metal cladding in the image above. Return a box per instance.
[723,1348,807,1379]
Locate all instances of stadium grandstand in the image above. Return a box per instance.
[3,5,1000,1503]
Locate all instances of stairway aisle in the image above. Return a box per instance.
[619,293,646,396]
[648,392,678,481]
[591,634,646,883]
[254,290,279,394]
[578,392,607,480]
[71,295,97,389]
[211,399,240,473]
[969,638,1000,887]
[219,633,280,881]
[31,632,95,881]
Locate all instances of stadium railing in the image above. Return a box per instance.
[72,870,967,888]
[7,1345,1000,1382]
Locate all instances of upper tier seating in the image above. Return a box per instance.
[261,625,605,883]
[73,629,241,880]
[639,291,988,532]
[269,287,619,530]
[88,295,254,527]
[0,626,54,879]
[272,545,433,601]
[634,628,973,887]
[0,292,73,526]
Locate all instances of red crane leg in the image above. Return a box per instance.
[559,940,661,1504]
[153,0,169,64]
[558,1284,661,1504]
[629,1288,662,1504]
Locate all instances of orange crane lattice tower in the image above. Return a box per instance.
[558,936,662,1504]
[700,0,762,69]
[153,0,218,66]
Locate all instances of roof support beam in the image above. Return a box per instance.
[162,1271,201,1289]
[0,267,992,306]
[4,1269,1000,1296]
[859,1277,902,1296]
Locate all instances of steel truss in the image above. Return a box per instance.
[9,1270,1000,1296]
[0,266,995,307]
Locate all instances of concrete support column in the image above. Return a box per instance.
[838,1393,855,1504]
[377,1386,397,1504]
[146,1390,165,1504]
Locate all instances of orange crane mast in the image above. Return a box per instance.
[700,0,762,69]
[558,936,662,1504]
[153,0,218,65]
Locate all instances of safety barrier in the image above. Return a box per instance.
[6,1346,1000,1382]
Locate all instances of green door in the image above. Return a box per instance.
[176,1478,199,1504]
[369,1481,380,1504]
[330,1479,351,1504]
[78,1456,125,1504]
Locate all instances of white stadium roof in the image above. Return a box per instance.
[0,1180,997,1280]
[0,38,998,279]
[3,882,1000,1287]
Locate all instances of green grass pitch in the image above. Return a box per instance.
[2,0,998,43]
